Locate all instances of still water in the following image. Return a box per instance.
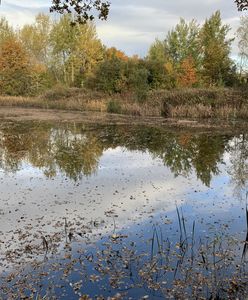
[0,121,247,299]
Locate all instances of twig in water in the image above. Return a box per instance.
[191,220,195,265]
[42,236,49,253]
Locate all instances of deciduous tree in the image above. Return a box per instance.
[200,11,234,86]
[89,55,126,93]
[147,39,167,63]
[106,47,129,61]
[19,14,52,65]
[165,18,201,68]
[147,18,200,88]
[0,38,32,95]
[50,14,104,86]
[0,17,14,44]
[178,57,198,87]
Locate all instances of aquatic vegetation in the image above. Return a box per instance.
[0,207,248,299]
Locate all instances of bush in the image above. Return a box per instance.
[41,86,82,101]
[89,57,126,94]
[127,67,149,103]
[107,100,122,114]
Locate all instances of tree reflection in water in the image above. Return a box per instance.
[0,121,247,299]
[228,134,248,200]
[0,121,243,187]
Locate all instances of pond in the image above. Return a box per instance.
[0,121,247,299]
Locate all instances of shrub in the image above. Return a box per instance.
[107,100,122,114]
[90,57,126,94]
[41,85,81,101]
[127,67,149,103]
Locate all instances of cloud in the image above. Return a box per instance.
[1,1,50,27]
[96,0,242,56]
[1,0,244,56]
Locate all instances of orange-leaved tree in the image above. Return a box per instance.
[178,57,198,87]
[0,38,32,95]
[105,47,129,61]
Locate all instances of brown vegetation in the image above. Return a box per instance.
[0,87,247,120]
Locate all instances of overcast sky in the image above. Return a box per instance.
[0,0,244,58]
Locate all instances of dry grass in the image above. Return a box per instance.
[170,104,213,119]
[157,87,248,119]
[170,104,248,119]
[0,96,43,108]
[121,101,162,116]
[0,87,247,120]
[0,88,108,112]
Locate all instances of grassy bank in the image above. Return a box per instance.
[0,87,247,120]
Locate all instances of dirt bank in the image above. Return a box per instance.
[0,106,247,132]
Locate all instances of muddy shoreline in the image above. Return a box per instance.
[0,106,247,132]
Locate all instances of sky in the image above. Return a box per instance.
[0,0,244,58]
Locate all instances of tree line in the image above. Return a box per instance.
[0,11,247,97]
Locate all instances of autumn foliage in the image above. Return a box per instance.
[0,39,31,95]
[105,47,129,61]
[0,11,243,97]
[178,57,197,87]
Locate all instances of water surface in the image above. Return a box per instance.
[0,121,247,299]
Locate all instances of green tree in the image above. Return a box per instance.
[19,14,52,65]
[146,39,175,88]
[125,59,149,101]
[200,11,234,86]
[145,60,176,89]
[165,18,201,68]
[0,17,14,44]
[147,19,200,88]
[89,56,126,93]
[147,39,167,63]
[19,14,53,91]
[50,14,103,86]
